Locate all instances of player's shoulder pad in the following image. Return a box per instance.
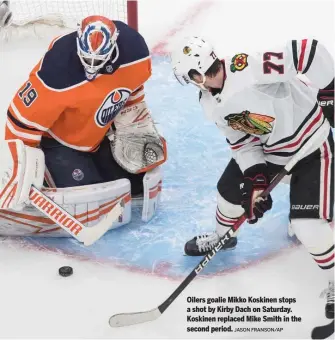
[114,20,150,66]
[37,32,86,90]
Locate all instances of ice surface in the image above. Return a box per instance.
[0,0,333,338]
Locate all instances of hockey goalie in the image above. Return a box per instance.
[0,10,167,236]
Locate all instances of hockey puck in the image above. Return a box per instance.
[58,266,73,277]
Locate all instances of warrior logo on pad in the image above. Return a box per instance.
[95,88,131,127]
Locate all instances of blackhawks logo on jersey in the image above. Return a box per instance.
[225,111,274,135]
[230,53,248,72]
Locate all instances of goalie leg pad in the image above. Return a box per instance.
[142,167,162,222]
[0,178,131,236]
[0,140,45,211]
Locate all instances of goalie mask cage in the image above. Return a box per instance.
[2,0,138,39]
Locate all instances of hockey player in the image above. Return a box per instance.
[171,37,334,318]
[0,15,166,235]
[0,1,12,27]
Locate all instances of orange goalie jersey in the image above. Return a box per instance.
[5,20,151,151]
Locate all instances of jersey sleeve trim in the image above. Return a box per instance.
[125,95,145,107]
[48,32,72,49]
[125,85,145,107]
[35,59,88,92]
[292,39,318,73]
[10,101,48,131]
[226,134,252,145]
[6,120,42,143]
[264,102,319,148]
[226,135,261,150]
[292,40,299,70]
[129,85,144,100]
[301,40,318,74]
[119,55,151,68]
[263,107,324,155]
[297,39,307,72]
[7,110,40,132]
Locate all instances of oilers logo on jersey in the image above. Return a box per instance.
[95,88,131,127]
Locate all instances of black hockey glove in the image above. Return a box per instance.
[317,79,334,128]
[241,164,272,224]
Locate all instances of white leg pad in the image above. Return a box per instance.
[0,178,131,236]
[141,166,162,222]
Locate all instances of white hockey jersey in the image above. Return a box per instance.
[200,39,334,172]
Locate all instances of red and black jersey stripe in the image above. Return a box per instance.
[292,39,318,74]
[264,103,325,156]
[227,135,261,151]
[310,244,334,270]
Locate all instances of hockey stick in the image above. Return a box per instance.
[29,186,123,246]
[109,123,328,327]
[311,320,334,339]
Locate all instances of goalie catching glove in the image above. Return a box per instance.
[109,101,167,174]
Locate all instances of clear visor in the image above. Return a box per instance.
[83,55,107,67]
[174,71,207,90]
[173,73,189,86]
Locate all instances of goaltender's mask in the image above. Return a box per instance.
[77,15,119,81]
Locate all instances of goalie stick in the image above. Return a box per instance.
[29,186,123,246]
[109,123,328,328]
[311,320,334,339]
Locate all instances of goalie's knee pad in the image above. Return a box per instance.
[0,179,131,236]
[216,192,243,236]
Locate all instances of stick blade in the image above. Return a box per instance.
[311,320,334,339]
[81,202,123,246]
[109,308,161,327]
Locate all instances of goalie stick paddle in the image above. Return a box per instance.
[311,320,334,339]
[109,125,327,328]
[29,186,123,246]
